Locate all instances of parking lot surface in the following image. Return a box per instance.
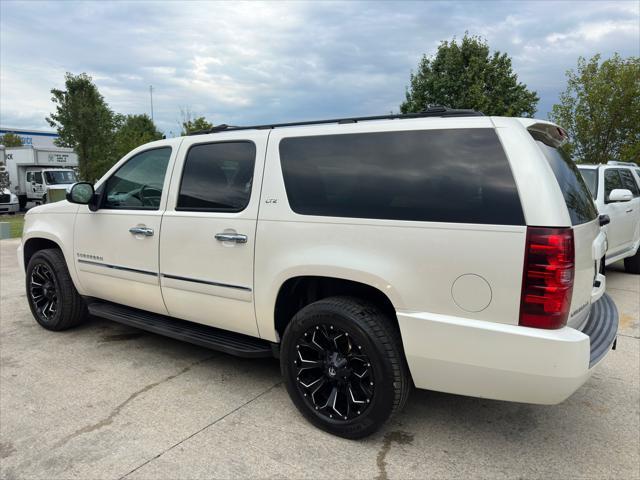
[1,237,639,479]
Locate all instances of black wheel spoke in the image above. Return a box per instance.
[293,322,374,422]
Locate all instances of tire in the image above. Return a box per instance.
[18,195,27,210]
[624,249,640,274]
[42,194,47,204]
[281,296,411,439]
[26,248,88,331]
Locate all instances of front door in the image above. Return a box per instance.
[159,132,268,337]
[74,146,175,315]
[603,168,635,255]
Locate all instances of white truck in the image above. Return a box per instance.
[577,161,640,273]
[4,146,78,209]
[19,108,619,438]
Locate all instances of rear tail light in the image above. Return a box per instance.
[519,227,574,329]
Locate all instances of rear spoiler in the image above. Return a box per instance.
[526,122,569,148]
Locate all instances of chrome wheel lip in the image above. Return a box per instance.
[29,263,59,322]
[293,323,374,422]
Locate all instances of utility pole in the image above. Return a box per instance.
[149,85,154,121]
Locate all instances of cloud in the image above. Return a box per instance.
[1,0,638,134]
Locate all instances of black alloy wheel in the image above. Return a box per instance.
[29,263,59,322]
[26,249,87,331]
[294,323,374,421]
[281,296,411,439]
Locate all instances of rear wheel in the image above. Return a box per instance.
[281,296,411,439]
[26,249,88,330]
[624,249,640,274]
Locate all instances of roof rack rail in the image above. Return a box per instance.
[607,161,637,167]
[188,105,484,136]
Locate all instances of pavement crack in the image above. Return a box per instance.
[53,355,215,449]
[119,381,283,479]
[375,431,414,480]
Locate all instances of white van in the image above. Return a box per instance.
[19,108,618,438]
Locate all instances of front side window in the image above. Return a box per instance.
[604,169,624,203]
[44,170,77,185]
[33,172,43,184]
[279,129,524,225]
[177,141,256,212]
[619,169,640,197]
[102,147,171,210]
[26,172,32,182]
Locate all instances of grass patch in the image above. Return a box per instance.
[0,213,25,238]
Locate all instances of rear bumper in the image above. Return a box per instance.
[397,293,618,404]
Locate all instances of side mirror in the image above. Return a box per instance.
[608,188,633,203]
[66,182,95,206]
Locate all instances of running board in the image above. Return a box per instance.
[88,301,274,358]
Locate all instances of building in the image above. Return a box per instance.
[0,127,60,149]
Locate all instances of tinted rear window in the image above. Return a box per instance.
[177,142,256,212]
[578,168,598,199]
[533,136,598,225]
[279,129,524,225]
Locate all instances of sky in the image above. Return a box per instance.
[1,0,638,136]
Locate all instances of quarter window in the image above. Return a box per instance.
[102,147,171,210]
[177,141,256,212]
[279,129,524,225]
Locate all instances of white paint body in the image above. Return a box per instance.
[577,164,640,265]
[19,116,611,405]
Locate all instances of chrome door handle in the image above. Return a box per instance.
[215,233,247,244]
[129,226,154,236]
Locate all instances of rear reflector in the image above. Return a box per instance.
[519,227,575,329]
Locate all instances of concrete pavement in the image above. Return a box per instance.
[1,237,638,479]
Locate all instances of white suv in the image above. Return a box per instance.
[18,108,619,438]
[578,162,640,273]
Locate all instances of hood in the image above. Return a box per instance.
[26,199,79,215]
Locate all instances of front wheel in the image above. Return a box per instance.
[281,296,411,439]
[26,248,88,330]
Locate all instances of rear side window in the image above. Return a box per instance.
[279,129,524,225]
[578,168,598,199]
[532,136,598,225]
[619,169,640,197]
[177,141,256,212]
[604,169,624,202]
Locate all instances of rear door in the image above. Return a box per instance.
[159,132,268,337]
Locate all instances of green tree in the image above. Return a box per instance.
[46,72,117,181]
[113,114,163,160]
[0,132,23,147]
[401,34,539,117]
[550,54,640,165]
[180,108,213,135]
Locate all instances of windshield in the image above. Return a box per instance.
[44,170,77,185]
[578,168,598,199]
